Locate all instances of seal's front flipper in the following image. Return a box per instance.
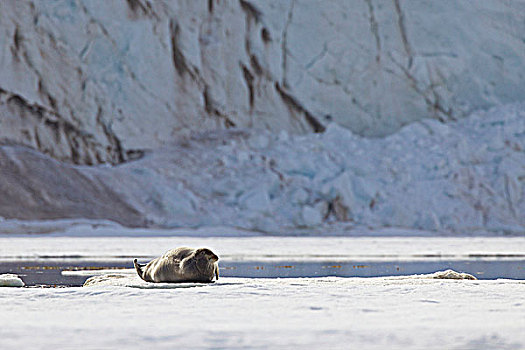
[215,265,219,280]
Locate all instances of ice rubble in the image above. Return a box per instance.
[1,103,523,235]
[0,274,25,287]
[91,103,525,234]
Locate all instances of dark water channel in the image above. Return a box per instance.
[1,259,524,287]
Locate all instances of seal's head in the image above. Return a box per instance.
[195,248,219,262]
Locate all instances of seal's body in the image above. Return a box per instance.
[134,247,219,283]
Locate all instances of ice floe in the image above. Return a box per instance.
[0,274,24,287]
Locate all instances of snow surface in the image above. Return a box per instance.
[80,269,477,288]
[1,233,524,349]
[1,103,524,233]
[0,276,523,349]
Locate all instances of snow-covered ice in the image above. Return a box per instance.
[0,233,524,349]
[0,273,24,287]
[80,268,477,288]
[414,269,476,280]
[1,275,523,349]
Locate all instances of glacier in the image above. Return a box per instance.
[1,103,524,234]
[1,0,525,164]
[0,0,524,234]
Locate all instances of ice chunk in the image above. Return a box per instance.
[291,188,309,204]
[430,269,477,280]
[0,274,25,287]
[322,172,355,215]
[239,188,271,212]
[301,203,326,227]
[404,270,477,280]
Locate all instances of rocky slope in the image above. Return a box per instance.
[1,0,524,165]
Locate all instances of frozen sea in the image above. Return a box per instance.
[0,224,524,349]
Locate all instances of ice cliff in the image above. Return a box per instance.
[0,1,524,234]
[1,0,524,164]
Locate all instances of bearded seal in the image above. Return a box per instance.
[133,247,219,283]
